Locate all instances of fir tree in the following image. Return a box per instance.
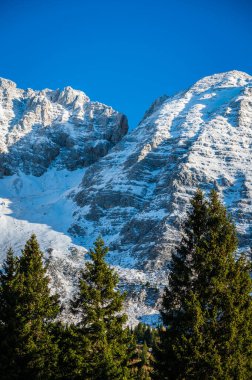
[16,234,60,379]
[154,189,252,379]
[134,323,158,347]
[134,341,152,380]
[0,248,19,379]
[54,322,89,380]
[71,237,134,379]
[0,235,60,379]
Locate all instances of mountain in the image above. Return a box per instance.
[0,77,128,176]
[0,71,252,324]
[0,77,128,321]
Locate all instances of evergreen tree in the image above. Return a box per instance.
[16,234,60,379]
[54,322,89,380]
[135,341,152,380]
[141,341,148,367]
[133,323,158,347]
[154,189,252,379]
[0,248,19,379]
[134,323,145,344]
[71,237,134,379]
[0,235,60,379]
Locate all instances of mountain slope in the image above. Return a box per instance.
[0,71,252,324]
[71,71,252,320]
[73,71,252,264]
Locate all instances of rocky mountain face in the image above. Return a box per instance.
[0,77,128,176]
[0,71,252,324]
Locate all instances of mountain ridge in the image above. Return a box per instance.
[0,70,252,324]
[0,78,128,175]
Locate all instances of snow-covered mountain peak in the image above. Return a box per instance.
[0,78,128,175]
[0,71,252,325]
[57,86,90,108]
[72,70,252,316]
[189,70,252,94]
[0,77,17,90]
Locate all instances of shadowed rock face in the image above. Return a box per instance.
[0,78,128,176]
[1,71,252,325]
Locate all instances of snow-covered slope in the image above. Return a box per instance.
[1,71,252,325]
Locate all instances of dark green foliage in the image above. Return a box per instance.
[131,324,157,380]
[133,323,146,343]
[141,341,148,367]
[134,340,152,380]
[154,190,252,379]
[133,322,158,347]
[0,248,19,379]
[53,322,89,380]
[71,237,135,379]
[16,234,60,379]
[0,235,60,379]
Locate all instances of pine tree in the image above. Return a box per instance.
[154,189,252,379]
[0,235,60,379]
[135,341,151,380]
[16,234,60,379]
[141,341,148,367]
[134,323,158,347]
[0,248,19,379]
[71,237,134,379]
[54,322,89,380]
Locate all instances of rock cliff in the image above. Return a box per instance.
[0,77,128,176]
[0,71,252,324]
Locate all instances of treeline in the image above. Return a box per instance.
[0,190,252,379]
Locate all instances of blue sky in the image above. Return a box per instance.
[0,0,251,128]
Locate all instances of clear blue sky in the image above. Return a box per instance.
[1,0,251,128]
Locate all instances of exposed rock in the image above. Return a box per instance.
[0,71,252,325]
[72,71,252,315]
[0,79,128,176]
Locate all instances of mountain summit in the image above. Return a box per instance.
[0,71,251,324]
[0,79,128,175]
